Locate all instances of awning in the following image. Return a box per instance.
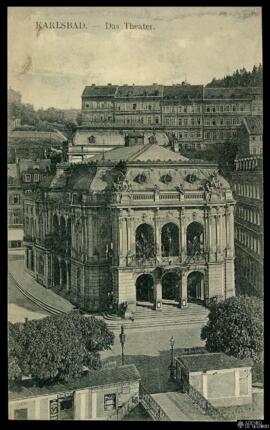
[8,228,24,241]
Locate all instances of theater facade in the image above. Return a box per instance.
[23,142,235,313]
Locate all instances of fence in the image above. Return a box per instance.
[182,380,226,421]
[139,384,171,421]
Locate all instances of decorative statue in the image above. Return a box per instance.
[163,226,173,256]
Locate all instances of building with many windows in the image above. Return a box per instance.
[67,83,262,162]
[231,156,263,297]
[8,159,52,249]
[23,142,235,313]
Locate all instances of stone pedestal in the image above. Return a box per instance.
[153,281,162,310]
[179,273,188,308]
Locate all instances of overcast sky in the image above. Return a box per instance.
[8,7,262,109]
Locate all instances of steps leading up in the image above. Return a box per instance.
[103,303,209,330]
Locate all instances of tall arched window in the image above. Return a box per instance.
[161,223,179,257]
[135,223,155,259]
[186,222,204,256]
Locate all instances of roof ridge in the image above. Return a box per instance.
[128,143,153,160]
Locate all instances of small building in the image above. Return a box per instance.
[9,364,140,420]
[175,352,252,407]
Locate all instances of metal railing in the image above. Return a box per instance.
[182,380,226,421]
[139,384,171,421]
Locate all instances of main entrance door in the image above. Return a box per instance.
[136,274,154,303]
[161,272,180,301]
[187,271,204,302]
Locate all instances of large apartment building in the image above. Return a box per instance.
[78,83,262,152]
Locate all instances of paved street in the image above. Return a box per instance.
[8,273,49,323]
[101,324,205,393]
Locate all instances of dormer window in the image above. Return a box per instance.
[88,135,96,144]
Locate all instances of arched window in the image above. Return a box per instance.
[161,223,179,257]
[135,223,155,259]
[53,214,59,235]
[186,222,204,256]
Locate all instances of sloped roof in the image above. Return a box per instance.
[163,85,203,100]
[178,353,252,372]
[115,85,163,97]
[244,116,263,135]
[82,85,118,97]
[204,87,262,100]
[92,143,189,163]
[9,364,141,401]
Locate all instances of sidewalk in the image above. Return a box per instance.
[8,260,75,314]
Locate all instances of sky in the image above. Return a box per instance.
[8,7,262,109]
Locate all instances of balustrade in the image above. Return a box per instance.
[139,384,171,421]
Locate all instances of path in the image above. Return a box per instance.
[151,392,214,421]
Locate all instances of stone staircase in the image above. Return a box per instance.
[103,303,209,330]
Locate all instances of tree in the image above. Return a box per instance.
[9,313,114,385]
[201,296,264,363]
[215,138,239,173]
[8,322,23,382]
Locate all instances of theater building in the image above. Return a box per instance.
[23,142,235,313]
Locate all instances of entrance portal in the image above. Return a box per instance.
[136,274,154,302]
[161,272,180,301]
[187,271,204,302]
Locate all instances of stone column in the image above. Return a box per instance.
[118,215,126,265]
[200,276,205,300]
[66,262,70,292]
[44,253,49,288]
[179,271,188,308]
[216,208,221,260]
[208,208,216,262]
[59,258,63,287]
[180,208,186,262]
[153,278,162,310]
[154,210,162,258]
[225,206,234,258]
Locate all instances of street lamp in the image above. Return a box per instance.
[119,325,126,366]
[168,336,175,381]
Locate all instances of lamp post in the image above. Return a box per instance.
[119,325,126,366]
[168,336,175,381]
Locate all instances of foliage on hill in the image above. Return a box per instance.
[8,98,77,137]
[8,313,114,385]
[206,64,262,87]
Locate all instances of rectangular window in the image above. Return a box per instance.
[14,408,28,420]
[24,174,31,182]
[133,104,136,110]
[104,393,116,411]
[33,174,40,182]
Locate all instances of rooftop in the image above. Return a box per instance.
[177,352,253,373]
[92,143,189,163]
[9,364,141,401]
[204,87,262,100]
